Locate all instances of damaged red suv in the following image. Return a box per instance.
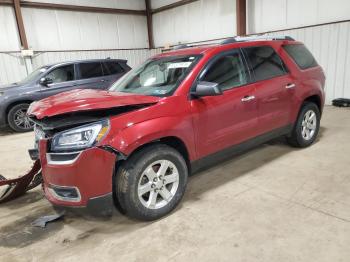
[28,36,325,220]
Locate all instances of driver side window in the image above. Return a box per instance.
[46,64,74,84]
[201,52,248,91]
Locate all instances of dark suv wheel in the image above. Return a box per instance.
[7,103,34,132]
[116,144,188,221]
[287,102,320,147]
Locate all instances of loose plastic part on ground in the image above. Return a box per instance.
[0,160,42,203]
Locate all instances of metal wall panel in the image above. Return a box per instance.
[22,8,149,51]
[0,6,21,52]
[266,21,350,104]
[152,0,236,47]
[31,49,161,69]
[24,0,146,10]
[247,0,350,34]
[0,53,28,85]
[151,0,180,9]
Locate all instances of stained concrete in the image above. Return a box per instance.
[0,105,349,262]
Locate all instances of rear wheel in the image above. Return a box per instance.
[116,144,188,221]
[287,102,320,147]
[7,103,34,132]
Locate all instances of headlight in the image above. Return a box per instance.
[51,120,109,152]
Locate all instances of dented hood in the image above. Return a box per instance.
[28,89,160,119]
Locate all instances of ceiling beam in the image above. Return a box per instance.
[145,0,154,49]
[152,0,199,14]
[236,0,247,36]
[13,0,29,49]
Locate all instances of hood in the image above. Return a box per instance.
[28,89,160,119]
[0,83,20,92]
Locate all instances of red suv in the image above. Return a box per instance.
[28,36,325,220]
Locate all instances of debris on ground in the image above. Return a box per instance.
[31,212,65,228]
[0,160,42,203]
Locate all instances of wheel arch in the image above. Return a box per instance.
[303,95,322,114]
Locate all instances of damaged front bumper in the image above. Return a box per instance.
[0,160,42,203]
[38,139,117,216]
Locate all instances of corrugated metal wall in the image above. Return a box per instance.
[247,0,350,33]
[0,53,28,84]
[152,0,236,47]
[22,8,149,50]
[32,48,161,69]
[266,21,350,104]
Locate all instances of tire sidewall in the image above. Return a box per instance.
[7,103,33,132]
[294,102,320,147]
[118,145,188,220]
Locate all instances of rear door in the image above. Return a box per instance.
[191,49,259,158]
[75,62,106,89]
[102,61,127,86]
[39,63,77,98]
[242,45,294,134]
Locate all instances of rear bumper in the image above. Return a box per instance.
[39,139,116,215]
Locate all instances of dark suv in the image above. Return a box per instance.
[0,59,131,132]
[28,36,325,220]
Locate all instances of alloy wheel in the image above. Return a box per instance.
[13,108,33,130]
[301,109,317,141]
[138,160,179,209]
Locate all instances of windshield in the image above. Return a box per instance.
[109,55,201,96]
[17,66,49,85]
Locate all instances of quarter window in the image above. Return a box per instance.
[200,52,248,91]
[102,62,124,76]
[78,62,103,79]
[244,46,287,81]
[283,44,318,70]
[46,65,74,83]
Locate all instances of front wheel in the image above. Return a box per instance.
[7,103,34,132]
[287,102,320,147]
[116,144,188,221]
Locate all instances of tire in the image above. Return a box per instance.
[287,102,320,148]
[7,103,34,132]
[116,144,188,221]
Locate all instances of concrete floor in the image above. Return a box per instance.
[0,106,349,262]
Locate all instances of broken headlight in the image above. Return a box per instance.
[51,120,109,152]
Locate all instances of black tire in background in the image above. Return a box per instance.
[287,102,320,148]
[7,103,34,132]
[116,144,188,221]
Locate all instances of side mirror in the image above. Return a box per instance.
[191,81,222,97]
[39,77,53,86]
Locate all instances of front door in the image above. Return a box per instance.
[190,49,259,158]
[39,64,77,99]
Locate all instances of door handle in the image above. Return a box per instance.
[285,83,296,89]
[101,79,106,82]
[241,95,255,102]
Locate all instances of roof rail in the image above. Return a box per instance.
[172,44,194,50]
[220,35,294,45]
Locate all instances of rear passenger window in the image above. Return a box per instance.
[102,62,124,76]
[283,44,318,70]
[244,46,287,81]
[200,52,248,91]
[79,62,103,79]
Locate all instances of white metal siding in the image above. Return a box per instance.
[22,8,149,51]
[152,0,236,47]
[265,22,350,104]
[31,48,161,69]
[247,0,350,34]
[0,53,28,85]
[0,6,21,51]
